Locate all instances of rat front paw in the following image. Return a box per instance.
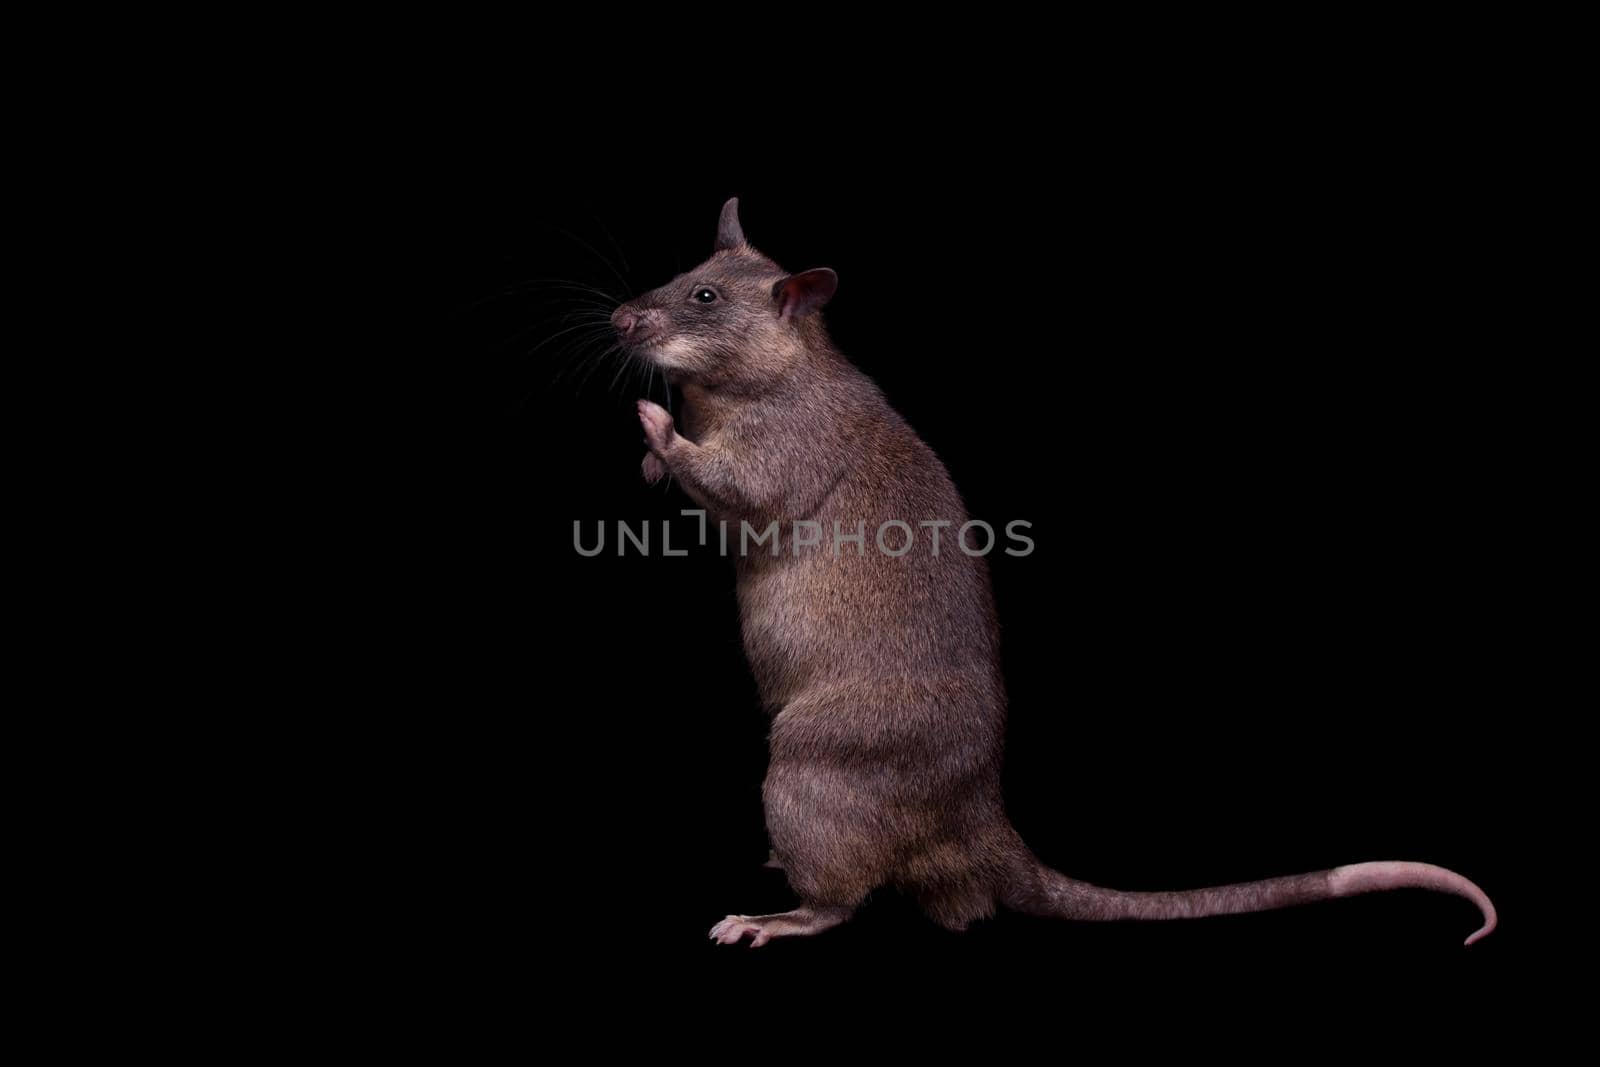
[642,451,667,485]
[636,399,676,455]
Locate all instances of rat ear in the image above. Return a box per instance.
[715,197,745,251]
[774,268,838,321]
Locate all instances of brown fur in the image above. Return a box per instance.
[614,199,1496,947]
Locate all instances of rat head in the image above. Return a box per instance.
[610,199,838,389]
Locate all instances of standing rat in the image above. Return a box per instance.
[611,198,1496,948]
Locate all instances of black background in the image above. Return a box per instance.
[355,113,1535,1029]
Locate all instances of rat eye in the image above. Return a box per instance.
[692,287,719,304]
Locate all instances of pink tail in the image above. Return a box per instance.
[1330,861,1498,946]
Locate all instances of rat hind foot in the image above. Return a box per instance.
[709,905,852,947]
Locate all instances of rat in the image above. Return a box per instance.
[611,198,1496,948]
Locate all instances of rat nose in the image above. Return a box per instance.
[612,308,639,339]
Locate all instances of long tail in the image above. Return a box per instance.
[1004,859,1497,946]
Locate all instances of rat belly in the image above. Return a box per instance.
[734,549,996,710]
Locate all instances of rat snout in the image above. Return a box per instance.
[612,306,660,344]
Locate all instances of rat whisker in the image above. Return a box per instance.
[459,277,622,316]
[544,332,612,384]
[591,214,631,275]
[542,224,632,300]
[573,341,627,394]
[521,319,614,360]
[608,346,638,393]
[521,331,624,413]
